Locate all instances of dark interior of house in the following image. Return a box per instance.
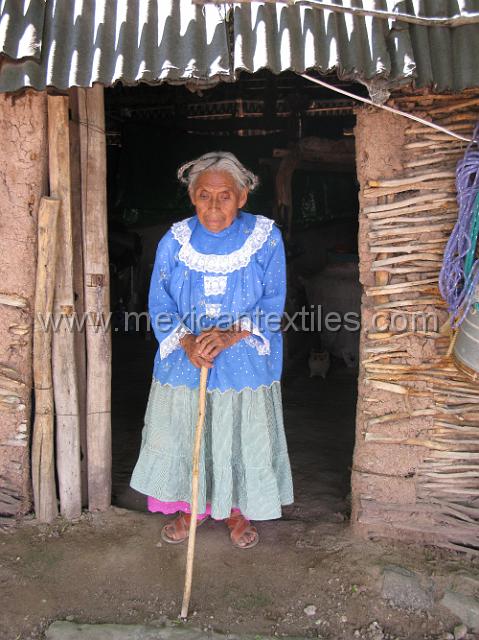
[105,70,362,522]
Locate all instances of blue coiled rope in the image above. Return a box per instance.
[439,122,479,328]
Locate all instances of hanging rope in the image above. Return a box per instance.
[301,73,477,143]
[439,122,479,327]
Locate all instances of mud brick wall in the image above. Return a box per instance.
[0,91,48,517]
[351,91,479,554]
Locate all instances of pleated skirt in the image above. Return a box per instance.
[129,379,294,520]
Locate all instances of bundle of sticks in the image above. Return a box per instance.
[357,89,479,555]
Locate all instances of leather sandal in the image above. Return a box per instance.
[161,512,208,545]
[225,512,259,549]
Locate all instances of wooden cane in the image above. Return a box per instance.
[180,365,209,620]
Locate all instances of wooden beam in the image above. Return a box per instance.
[77,85,112,512]
[158,116,292,133]
[32,197,60,523]
[48,95,82,520]
[69,88,89,508]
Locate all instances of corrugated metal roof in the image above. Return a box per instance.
[232,0,479,92]
[232,2,416,87]
[406,0,479,91]
[0,0,45,60]
[0,0,231,91]
[0,0,478,94]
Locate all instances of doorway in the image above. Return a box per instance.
[104,71,361,524]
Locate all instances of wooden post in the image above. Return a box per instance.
[32,197,61,522]
[77,85,112,511]
[372,196,393,332]
[69,88,89,507]
[181,366,209,620]
[48,95,82,520]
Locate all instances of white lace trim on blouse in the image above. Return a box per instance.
[239,317,270,356]
[159,322,192,360]
[171,215,274,274]
[204,275,227,296]
[205,303,222,318]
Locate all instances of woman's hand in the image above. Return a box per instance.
[195,327,250,360]
[180,333,214,369]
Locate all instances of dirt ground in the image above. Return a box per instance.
[1,334,478,640]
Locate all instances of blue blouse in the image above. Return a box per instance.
[148,210,286,392]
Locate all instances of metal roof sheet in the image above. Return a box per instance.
[0,0,231,92]
[232,0,479,92]
[0,0,478,94]
[406,0,479,91]
[232,2,416,88]
[0,0,45,60]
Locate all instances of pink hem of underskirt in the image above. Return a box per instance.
[147,496,241,520]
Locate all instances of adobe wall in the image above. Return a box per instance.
[351,94,479,553]
[351,108,420,518]
[0,90,48,517]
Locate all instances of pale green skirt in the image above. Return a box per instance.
[129,379,294,520]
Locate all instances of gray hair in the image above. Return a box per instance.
[177,151,259,193]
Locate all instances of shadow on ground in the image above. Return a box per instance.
[1,334,478,639]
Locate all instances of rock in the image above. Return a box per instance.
[303,605,317,616]
[449,574,479,598]
[367,621,384,640]
[453,623,468,640]
[441,591,479,632]
[381,565,434,611]
[44,621,283,640]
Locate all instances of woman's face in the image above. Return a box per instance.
[189,170,247,233]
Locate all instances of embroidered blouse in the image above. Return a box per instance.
[148,210,286,393]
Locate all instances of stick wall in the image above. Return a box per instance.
[351,90,479,555]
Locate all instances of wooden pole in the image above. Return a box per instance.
[77,85,112,511]
[69,88,89,508]
[180,365,209,620]
[48,95,82,520]
[32,196,60,522]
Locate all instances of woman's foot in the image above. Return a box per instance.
[161,512,208,544]
[224,512,259,549]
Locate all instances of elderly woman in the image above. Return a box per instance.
[130,151,294,549]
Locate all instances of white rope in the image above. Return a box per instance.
[196,0,479,28]
[279,0,479,28]
[301,73,478,144]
